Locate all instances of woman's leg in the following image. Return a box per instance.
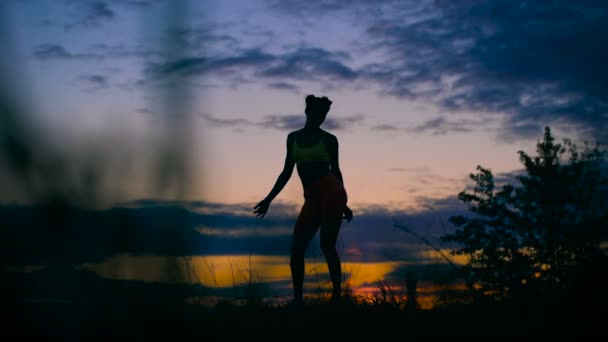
[320,182,348,300]
[320,223,342,299]
[290,201,320,302]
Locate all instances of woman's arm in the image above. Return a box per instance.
[327,134,345,187]
[254,133,296,218]
[327,133,353,221]
[264,133,296,202]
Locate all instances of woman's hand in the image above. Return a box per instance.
[342,205,353,222]
[253,198,271,218]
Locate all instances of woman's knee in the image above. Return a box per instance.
[290,242,306,258]
[320,241,337,256]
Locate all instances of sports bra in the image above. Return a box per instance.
[292,133,331,163]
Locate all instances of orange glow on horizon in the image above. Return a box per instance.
[81,254,467,309]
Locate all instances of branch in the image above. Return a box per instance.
[392,221,461,271]
[392,219,481,299]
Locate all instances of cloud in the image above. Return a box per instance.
[0,201,299,265]
[389,167,430,173]
[268,82,300,93]
[32,43,147,60]
[266,0,354,14]
[496,123,544,143]
[136,108,155,115]
[151,49,273,76]
[258,114,304,131]
[326,114,365,130]
[149,47,358,90]
[374,1,608,142]
[258,113,363,131]
[162,27,242,55]
[89,1,114,19]
[87,43,135,58]
[195,226,291,238]
[372,124,401,132]
[370,112,504,138]
[199,113,363,132]
[32,44,135,60]
[32,44,69,59]
[80,74,108,88]
[109,0,155,8]
[259,47,357,81]
[32,44,92,60]
[62,1,115,29]
[268,0,608,143]
[407,116,497,135]
[120,198,300,217]
[24,1,608,143]
[0,197,470,265]
[199,113,253,128]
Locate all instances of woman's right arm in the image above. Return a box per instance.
[254,133,295,217]
[264,133,295,202]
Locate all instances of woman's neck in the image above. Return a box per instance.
[303,122,321,131]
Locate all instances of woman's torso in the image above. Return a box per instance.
[292,129,332,187]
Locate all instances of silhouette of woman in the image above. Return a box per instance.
[253,94,353,305]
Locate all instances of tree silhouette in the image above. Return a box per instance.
[441,127,608,303]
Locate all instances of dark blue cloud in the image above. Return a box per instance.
[89,1,114,19]
[65,1,115,29]
[258,114,304,131]
[369,1,608,143]
[268,82,300,93]
[110,0,155,8]
[199,113,254,128]
[372,124,401,132]
[151,49,274,76]
[32,43,135,60]
[259,113,363,131]
[24,1,608,143]
[373,116,493,135]
[258,48,357,81]
[136,107,155,115]
[408,117,472,135]
[0,197,469,265]
[0,202,298,265]
[496,123,544,143]
[149,47,358,90]
[80,74,108,88]
[164,27,242,54]
[32,44,86,60]
[199,112,363,132]
[268,0,608,143]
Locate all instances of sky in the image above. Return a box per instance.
[2,0,608,303]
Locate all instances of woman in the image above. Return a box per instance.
[253,94,353,305]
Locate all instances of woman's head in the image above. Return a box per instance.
[304,94,332,127]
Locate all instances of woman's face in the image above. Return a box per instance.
[306,107,327,127]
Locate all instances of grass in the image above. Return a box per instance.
[9,288,603,340]
[7,251,604,340]
[8,255,605,339]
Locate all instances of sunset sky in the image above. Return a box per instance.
[2,0,607,302]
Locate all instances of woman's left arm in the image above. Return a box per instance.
[327,134,344,186]
[328,134,353,222]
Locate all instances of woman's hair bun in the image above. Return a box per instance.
[306,94,332,107]
[306,94,316,104]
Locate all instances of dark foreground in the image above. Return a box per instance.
[6,298,604,340]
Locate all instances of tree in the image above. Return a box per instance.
[441,127,608,302]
